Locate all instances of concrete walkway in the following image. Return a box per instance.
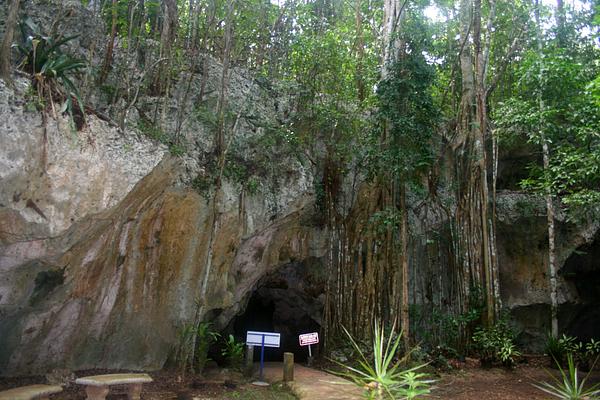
[262,362,363,400]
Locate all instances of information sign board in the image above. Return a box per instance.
[299,332,319,346]
[246,331,281,348]
[246,330,281,383]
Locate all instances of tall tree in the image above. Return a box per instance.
[98,0,118,84]
[536,0,559,340]
[374,1,437,349]
[154,0,178,94]
[0,0,22,83]
[453,0,499,328]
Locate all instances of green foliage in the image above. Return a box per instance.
[223,155,249,184]
[174,323,196,373]
[169,143,186,157]
[174,321,220,374]
[15,17,86,126]
[137,119,187,157]
[534,353,600,400]
[369,208,402,234]
[471,318,520,367]
[368,9,437,185]
[195,322,220,373]
[228,382,297,400]
[411,285,486,356]
[495,41,600,217]
[191,173,214,198]
[245,177,260,195]
[546,334,600,370]
[586,339,600,360]
[332,321,432,400]
[221,334,245,369]
[137,118,168,141]
[546,334,568,364]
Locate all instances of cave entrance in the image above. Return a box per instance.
[560,232,600,341]
[232,260,325,362]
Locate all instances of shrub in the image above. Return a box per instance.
[174,322,220,375]
[546,333,566,363]
[546,334,600,370]
[471,319,520,368]
[221,334,245,369]
[586,339,600,363]
[195,322,220,374]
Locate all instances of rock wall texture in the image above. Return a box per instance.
[0,75,322,375]
[495,192,600,351]
[0,0,319,372]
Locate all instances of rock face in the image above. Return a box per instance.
[495,192,600,351]
[231,257,326,361]
[0,65,321,374]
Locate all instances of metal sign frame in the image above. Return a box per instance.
[299,332,319,359]
[246,331,281,382]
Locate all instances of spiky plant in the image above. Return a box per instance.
[333,321,433,400]
[15,17,86,126]
[534,353,600,400]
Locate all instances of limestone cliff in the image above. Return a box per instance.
[0,72,324,374]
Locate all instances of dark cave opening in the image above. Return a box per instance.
[560,233,600,341]
[231,260,325,362]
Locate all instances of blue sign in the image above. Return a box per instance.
[246,331,281,382]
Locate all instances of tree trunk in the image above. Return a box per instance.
[556,0,566,46]
[154,0,178,94]
[0,0,22,83]
[474,0,496,325]
[215,0,234,156]
[135,0,146,67]
[382,0,398,77]
[400,183,410,349]
[98,0,118,84]
[198,0,216,103]
[355,0,365,101]
[536,0,559,339]
[454,0,497,327]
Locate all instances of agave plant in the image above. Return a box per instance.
[534,353,600,399]
[333,321,433,400]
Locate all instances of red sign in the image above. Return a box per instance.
[299,332,319,346]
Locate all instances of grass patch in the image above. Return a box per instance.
[226,382,297,400]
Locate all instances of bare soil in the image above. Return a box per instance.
[429,356,600,400]
[1,356,599,399]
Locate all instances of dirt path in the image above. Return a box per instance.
[430,366,550,400]
[263,362,362,399]
[263,360,600,400]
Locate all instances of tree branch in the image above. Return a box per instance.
[486,30,524,97]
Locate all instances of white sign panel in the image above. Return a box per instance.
[246,331,281,348]
[299,332,319,346]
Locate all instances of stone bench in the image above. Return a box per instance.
[0,384,63,400]
[75,373,153,400]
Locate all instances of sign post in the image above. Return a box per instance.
[246,330,281,385]
[299,332,319,366]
